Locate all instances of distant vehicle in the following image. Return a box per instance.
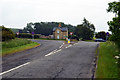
[95,38,106,42]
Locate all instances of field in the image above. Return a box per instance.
[1,38,40,56]
[96,41,119,78]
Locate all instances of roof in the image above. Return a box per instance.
[53,27,68,32]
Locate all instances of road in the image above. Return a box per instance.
[2,40,99,78]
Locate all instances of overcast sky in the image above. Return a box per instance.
[0,0,117,32]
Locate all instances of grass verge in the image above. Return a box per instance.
[1,38,40,56]
[96,41,119,78]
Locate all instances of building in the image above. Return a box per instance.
[53,24,68,39]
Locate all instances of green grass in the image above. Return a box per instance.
[96,41,119,78]
[1,38,40,56]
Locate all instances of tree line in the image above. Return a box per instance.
[74,18,95,40]
[22,18,96,40]
[23,22,75,36]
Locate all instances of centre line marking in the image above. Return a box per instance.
[45,49,62,57]
[66,45,72,48]
[59,45,63,48]
[0,62,30,75]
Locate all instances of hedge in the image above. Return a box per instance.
[16,33,39,39]
[1,26,15,41]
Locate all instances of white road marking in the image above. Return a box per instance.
[59,43,64,48]
[56,49,62,53]
[52,49,58,52]
[66,45,72,48]
[65,47,68,48]
[59,45,63,48]
[45,49,62,57]
[68,45,72,47]
[0,62,30,75]
[74,43,78,45]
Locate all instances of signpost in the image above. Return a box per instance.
[70,32,73,35]
[106,32,109,40]
[32,32,34,39]
[16,32,19,38]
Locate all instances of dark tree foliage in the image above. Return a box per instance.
[107,1,120,75]
[23,22,75,36]
[1,26,15,41]
[74,25,94,40]
[74,18,95,40]
[17,33,39,39]
[82,18,95,32]
[23,22,34,33]
[95,31,106,40]
[107,1,120,43]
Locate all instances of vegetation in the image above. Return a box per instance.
[17,33,39,39]
[1,38,40,56]
[74,25,93,40]
[1,26,15,41]
[23,22,76,36]
[95,31,107,40]
[96,42,119,78]
[107,1,120,45]
[9,28,23,34]
[74,18,95,40]
[107,1,120,76]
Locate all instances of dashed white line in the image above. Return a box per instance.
[0,62,30,75]
[52,49,57,52]
[45,49,62,57]
[59,45,63,48]
[65,47,68,48]
[59,43,64,48]
[66,45,72,48]
[74,43,78,45]
[55,49,62,53]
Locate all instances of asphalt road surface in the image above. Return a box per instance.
[2,40,99,78]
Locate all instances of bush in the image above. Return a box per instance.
[2,38,32,49]
[17,33,39,39]
[1,26,15,41]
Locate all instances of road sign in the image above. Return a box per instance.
[106,32,109,36]
[16,32,19,35]
[32,32,34,35]
[70,32,73,35]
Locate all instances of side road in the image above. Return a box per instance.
[2,40,64,72]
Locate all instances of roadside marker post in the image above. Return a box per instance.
[68,39,70,44]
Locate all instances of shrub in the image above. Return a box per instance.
[1,26,15,41]
[2,38,32,49]
[17,33,39,39]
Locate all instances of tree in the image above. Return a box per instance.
[82,18,95,32]
[74,25,94,40]
[95,31,106,40]
[107,2,120,74]
[23,22,76,36]
[23,22,34,33]
[74,18,95,40]
[107,1,120,42]
[1,26,15,41]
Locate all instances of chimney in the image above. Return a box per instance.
[58,23,61,27]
